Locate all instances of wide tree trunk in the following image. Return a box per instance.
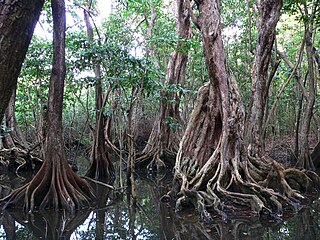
[172,0,319,220]
[1,0,95,213]
[137,0,191,168]
[0,0,44,122]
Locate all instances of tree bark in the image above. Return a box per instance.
[2,86,29,149]
[83,1,114,181]
[1,0,95,213]
[296,6,317,169]
[137,0,191,167]
[0,0,44,122]
[172,0,319,220]
[245,0,283,156]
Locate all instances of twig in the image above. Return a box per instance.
[82,176,115,190]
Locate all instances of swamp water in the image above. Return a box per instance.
[0,170,320,240]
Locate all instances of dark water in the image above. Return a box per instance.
[0,170,320,240]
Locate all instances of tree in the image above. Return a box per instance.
[1,86,29,150]
[295,0,318,170]
[171,0,318,220]
[0,0,45,123]
[137,0,191,168]
[1,0,95,213]
[83,0,114,181]
[245,0,283,156]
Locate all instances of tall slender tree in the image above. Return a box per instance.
[83,1,114,181]
[296,0,318,170]
[1,0,95,213]
[245,0,283,156]
[137,0,191,168]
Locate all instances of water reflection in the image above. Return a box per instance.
[0,170,320,239]
[2,209,90,239]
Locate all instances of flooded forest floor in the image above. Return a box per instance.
[0,136,320,239]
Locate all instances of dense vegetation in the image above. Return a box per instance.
[0,0,320,219]
[9,0,319,158]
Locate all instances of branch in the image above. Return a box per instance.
[80,5,102,40]
[134,17,146,31]
[185,0,200,30]
[246,0,253,54]
[82,176,115,190]
[276,50,294,69]
[263,37,306,136]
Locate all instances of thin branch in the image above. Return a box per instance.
[263,37,306,136]
[185,0,200,30]
[82,176,115,190]
[79,5,102,40]
[246,0,253,54]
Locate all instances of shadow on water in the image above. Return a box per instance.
[1,168,320,239]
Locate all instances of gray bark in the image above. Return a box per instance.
[245,0,283,156]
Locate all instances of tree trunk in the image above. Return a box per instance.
[245,0,283,156]
[2,211,15,240]
[275,44,305,162]
[296,18,316,170]
[1,0,95,213]
[127,90,137,204]
[312,141,320,170]
[83,2,114,182]
[172,0,319,220]
[2,87,29,149]
[137,0,191,167]
[0,0,44,122]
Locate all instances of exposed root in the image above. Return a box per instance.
[82,176,114,190]
[1,159,96,213]
[85,152,115,183]
[174,148,319,221]
[136,122,178,168]
[172,85,319,221]
[284,168,319,194]
[0,147,42,172]
[146,148,167,172]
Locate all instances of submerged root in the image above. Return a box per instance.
[146,149,167,173]
[173,150,320,221]
[172,82,319,221]
[0,147,42,172]
[85,154,115,183]
[5,208,91,239]
[1,160,96,213]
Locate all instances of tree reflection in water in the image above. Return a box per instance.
[0,170,319,239]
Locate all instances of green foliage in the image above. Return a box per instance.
[283,0,320,24]
[13,0,319,150]
[16,36,52,139]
